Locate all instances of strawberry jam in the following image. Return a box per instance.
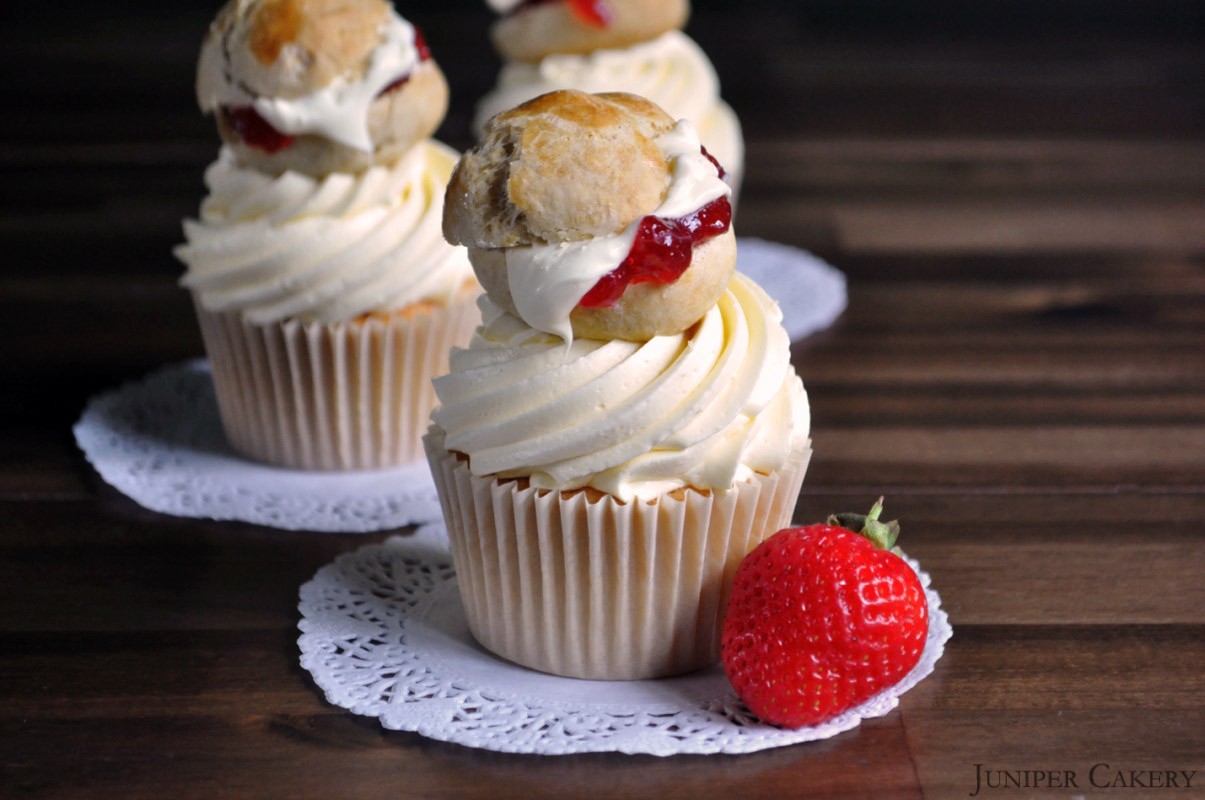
[578,194,732,308]
[223,106,296,153]
[507,0,612,27]
[222,27,432,153]
[701,145,727,182]
[415,27,432,61]
[566,0,612,27]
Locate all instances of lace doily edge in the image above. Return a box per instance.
[296,536,952,756]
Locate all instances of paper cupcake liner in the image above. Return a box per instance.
[424,428,812,680]
[193,287,479,471]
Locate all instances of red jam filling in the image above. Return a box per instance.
[701,145,727,182]
[566,0,612,27]
[509,0,612,27]
[379,27,431,93]
[222,27,432,153]
[578,195,732,308]
[223,106,296,153]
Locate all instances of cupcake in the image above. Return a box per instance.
[474,0,745,194]
[426,90,810,679]
[175,0,479,470]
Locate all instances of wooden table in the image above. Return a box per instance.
[3,1,1203,797]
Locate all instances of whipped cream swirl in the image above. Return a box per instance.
[431,272,810,501]
[176,140,474,325]
[503,119,729,342]
[475,31,744,184]
[200,10,422,152]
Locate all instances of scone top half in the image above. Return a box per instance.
[487,0,690,62]
[196,0,449,175]
[443,89,735,343]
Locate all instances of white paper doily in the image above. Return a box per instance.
[73,241,845,533]
[72,359,443,532]
[737,238,846,341]
[298,524,951,756]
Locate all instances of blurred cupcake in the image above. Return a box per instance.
[475,0,745,194]
[175,0,479,470]
[427,91,810,679]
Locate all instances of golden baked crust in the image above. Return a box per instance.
[197,0,446,175]
[200,0,391,101]
[443,90,676,248]
[492,0,690,63]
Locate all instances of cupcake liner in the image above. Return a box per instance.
[424,428,812,680]
[193,287,479,471]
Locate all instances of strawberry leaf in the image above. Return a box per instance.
[828,497,901,550]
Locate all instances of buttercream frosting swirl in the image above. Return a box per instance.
[474,30,744,185]
[176,140,474,324]
[431,272,809,501]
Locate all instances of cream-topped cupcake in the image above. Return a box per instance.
[474,0,744,194]
[427,91,809,679]
[176,0,479,470]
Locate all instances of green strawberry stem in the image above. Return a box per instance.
[828,497,901,550]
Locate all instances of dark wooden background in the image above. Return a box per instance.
[2,1,1203,798]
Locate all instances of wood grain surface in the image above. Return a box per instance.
[2,1,1202,798]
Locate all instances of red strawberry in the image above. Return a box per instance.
[721,498,929,728]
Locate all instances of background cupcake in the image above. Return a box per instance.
[428,91,809,679]
[175,0,479,471]
[474,0,745,194]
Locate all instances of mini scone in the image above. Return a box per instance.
[197,0,449,176]
[446,90,734,343]
[427,89,811,680]
[176,0,479,471]
[487,0,689,62]
[475,0,744,193]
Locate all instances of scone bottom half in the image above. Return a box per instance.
[443,89,735,343]
[490,0,691,63]
[196,0,449,175]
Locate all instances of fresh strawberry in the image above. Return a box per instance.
[721,498,929,728]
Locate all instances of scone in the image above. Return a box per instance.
[197,0,450,176]
[176,0,479,470]
[427,90,811,679]
[446,90,735,342]
[475,0,744,194]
